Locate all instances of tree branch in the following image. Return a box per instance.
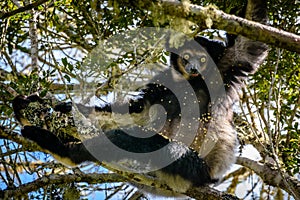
[128,0,300,53]
[0,0,49,19]
[237,157,300,199]
[186,187,239,200]
[0,172,126,198]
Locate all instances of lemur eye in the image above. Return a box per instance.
[200,56,206,63]
[183,54,190,60]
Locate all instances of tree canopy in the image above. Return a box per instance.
[0,0,299,199]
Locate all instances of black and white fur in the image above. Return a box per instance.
[12,0,268,196]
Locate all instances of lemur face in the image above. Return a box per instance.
[176,48,208,78]
[169,38,209,79]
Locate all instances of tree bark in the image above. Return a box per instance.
[127,0,300,53]
[237,157,300,199]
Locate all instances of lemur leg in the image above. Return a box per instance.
[21,126,97,165]
[22,124,213,186]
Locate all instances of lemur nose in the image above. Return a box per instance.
[190,68,199,74]
[186,59,201,74]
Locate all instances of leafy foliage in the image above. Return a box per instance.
[0,0,299,199]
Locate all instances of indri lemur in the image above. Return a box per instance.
[12,0,268,195]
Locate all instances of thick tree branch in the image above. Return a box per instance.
[167,0,300,52]
[100,162,239,200]
[237,157,300,199]
[0,0,49,19]
[0,173,126,198]
[186,187,239,200]
[129,0,300,53]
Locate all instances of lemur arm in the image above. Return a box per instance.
[78,82,179,117]
[217,0,268,97]
[21,126,96,165]
[75,95,148,120]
